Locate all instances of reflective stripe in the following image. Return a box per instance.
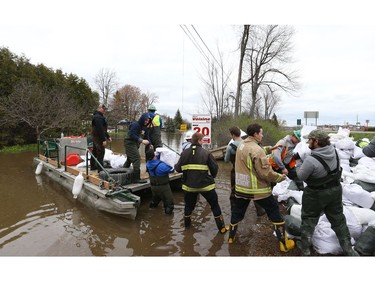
[248,155,258,189]
[181,164,208,171]
[182,184,216,192]
[235,185,271,194]
[234,155,272,195]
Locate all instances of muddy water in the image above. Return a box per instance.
[0,133,297,258]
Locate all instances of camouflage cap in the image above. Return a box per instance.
[305,129,329,141]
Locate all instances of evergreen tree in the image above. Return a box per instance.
[173,109,183,130]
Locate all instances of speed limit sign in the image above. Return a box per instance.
[192,114,211,144]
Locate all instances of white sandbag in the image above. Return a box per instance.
[290,204,302,221]
[110,154,126,168]
[353,145,366,159]
[300,126,317,141]
[336,149,351,160]
[342,183,375,209]
[312,220,342,255]
[104,148,113,162]
[335,138,355,150]
[312,207,360,254]
[358,157,375,171]
[156,147,177,168]
[293,141,311,162]
[346,205,375,225]
[371,192,375,201]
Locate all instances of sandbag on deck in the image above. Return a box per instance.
[99,168,133,186]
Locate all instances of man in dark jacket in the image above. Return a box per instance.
[146,149,175,214]
[296,129,359,256]
[174,132,227,234]
[124,112,152,183]
[90,104,111,172]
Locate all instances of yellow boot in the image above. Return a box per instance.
[273,222,295,252]
[228,223,238,244]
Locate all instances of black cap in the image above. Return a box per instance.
[145,149,155,161]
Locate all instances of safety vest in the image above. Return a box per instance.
[269,144,296,170]
[150,114,161,127]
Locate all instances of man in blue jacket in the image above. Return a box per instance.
[146,149,175,214]
[123,112,152,183]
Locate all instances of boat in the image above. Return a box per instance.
[33,137,182,220]
[209,145,227,160]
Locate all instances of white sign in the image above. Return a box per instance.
[192,114,211,144]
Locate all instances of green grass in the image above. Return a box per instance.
[0,143,37,154]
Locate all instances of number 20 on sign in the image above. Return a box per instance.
[192,114,211,144]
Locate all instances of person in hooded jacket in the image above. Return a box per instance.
[123,112,152,183]
[146,149,175,214]
[295,129,359,256]
[90,104,112,172]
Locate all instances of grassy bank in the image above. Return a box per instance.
[0,143,37,154]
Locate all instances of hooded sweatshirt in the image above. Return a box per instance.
[127,112,151,144]
[296,145,339,182]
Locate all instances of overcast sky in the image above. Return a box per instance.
[2,1,375,127]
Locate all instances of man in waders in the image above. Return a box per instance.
[295,129,359,256]
[123,113,152,183]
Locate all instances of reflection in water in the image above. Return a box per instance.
[0,132,238,257]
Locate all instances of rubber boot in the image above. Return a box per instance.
[132,170,147,183]
[254,201,266,216]
[296,240,311,256]
[214,215,228,234]
[184,215,191,228]
[273,222,295,253]
[228,223,238,244]
[340,240,360,256]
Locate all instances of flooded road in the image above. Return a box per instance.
[0,133,297,258]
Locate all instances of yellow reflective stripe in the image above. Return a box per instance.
[247,155,258,189]
[235,184,272,194]
[182,184,216,192]
[181,164,208,171]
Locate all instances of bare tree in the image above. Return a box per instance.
[0,79,84,138]
[234,25,250,117]
[144,91,159,109]
[94,68,119,107]
[200,47,232,120]
[238,25,299,118]
[111,84,149,122]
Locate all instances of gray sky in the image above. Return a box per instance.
[2,1,375,127]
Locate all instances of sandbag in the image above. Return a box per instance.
[353,180,375,192]
[354,226,375,256]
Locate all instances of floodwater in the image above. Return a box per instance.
[0,132,295,258]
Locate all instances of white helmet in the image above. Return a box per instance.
[185,130,194,141]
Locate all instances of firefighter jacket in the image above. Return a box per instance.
[174,143,218,192]
[269,135,297,170]
[235,136,285,200]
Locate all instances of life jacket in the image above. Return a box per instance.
[269,144,296,170]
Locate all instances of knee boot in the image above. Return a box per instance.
[214,215,228,234]
[228,223,238,244]
[273,222,295,253]
[132,170,147,183]
[340,239,360,256]
[184,215,191,228]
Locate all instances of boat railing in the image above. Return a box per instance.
[37,138,60,166]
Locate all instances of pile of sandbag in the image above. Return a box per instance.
[273,127,375,256]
